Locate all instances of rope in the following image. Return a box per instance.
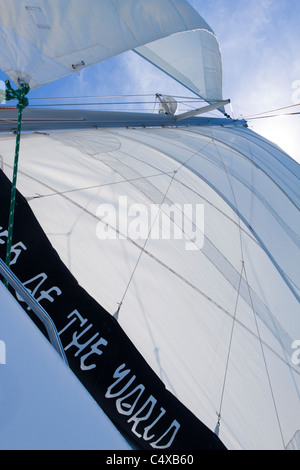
[215,261,245,436]
[4,80,30,287]
[114,170,177,321]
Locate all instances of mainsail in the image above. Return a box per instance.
[0,0,222,103]
[0,122,299,450]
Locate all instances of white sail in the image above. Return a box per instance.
[134,28,223,108]
[0,0,210,90]
[1,124,299,450]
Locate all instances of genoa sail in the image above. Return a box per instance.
[134,28,223,109]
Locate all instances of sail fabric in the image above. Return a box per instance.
[0,168,226,451]
[0,124,299,450]
[134,28,224,108]
[0,0,214,90]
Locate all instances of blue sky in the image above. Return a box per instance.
[1,0,299,163]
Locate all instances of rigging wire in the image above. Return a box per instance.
[211,132,285,446]
[24,100,205,108]
[243,141,286,448]
[26,94,207,101]
[246,112,300,121]
[245,102,300,118]
[113,138,214,321]
[114,170,177,321]
[212,132,248,435]
[3,93,222,116]
[215,261,245,437]
[243,263,286,449]
[244,102,300,122]
[27,170,175,200]
[28,94,160,100]
[5,91,300,122]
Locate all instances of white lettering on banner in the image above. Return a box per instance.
[0,223,182,448]
[59,309,108,371]
[0,223,108,372]
[106,363,181,449]
[15,272,61,310]
[80,337,108,371]
[0,227,27,264]
[9,241,27,266]
[58,309,88,334]
[128,395,159,439]
[0,227,8,243]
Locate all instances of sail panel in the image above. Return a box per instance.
[0,0,210,89]
[134,28,224,107]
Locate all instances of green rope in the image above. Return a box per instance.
[4,80,29,287]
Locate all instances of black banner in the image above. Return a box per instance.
[0,169,226,450]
